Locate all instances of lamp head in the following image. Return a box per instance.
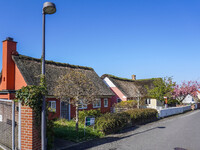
[43,2,56,14]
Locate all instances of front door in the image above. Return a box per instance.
[61,101,69,120]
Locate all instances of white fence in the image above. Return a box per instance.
[158,105,191,118]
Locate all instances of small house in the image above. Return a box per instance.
[101,74,164,109]
[0,37,114,120]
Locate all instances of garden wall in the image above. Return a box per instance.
[158,105,191,118]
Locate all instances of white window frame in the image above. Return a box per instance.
[49,101,56,112]
[93,98,101,108]
[104,98,108,107]
[79,99,87,109]
[146,98,151,105]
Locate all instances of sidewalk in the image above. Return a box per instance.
[54,138,76,150]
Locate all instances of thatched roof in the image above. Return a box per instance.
[12,55,114,97]
[101,74,161,99]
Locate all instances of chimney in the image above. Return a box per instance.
[132,75,136,80]
[1,37,17,90]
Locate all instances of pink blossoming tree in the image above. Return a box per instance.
[173,81,200,102]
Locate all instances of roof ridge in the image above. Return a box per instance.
[13,54,94,71]
[102,74,160,82]
[102,74,135,82]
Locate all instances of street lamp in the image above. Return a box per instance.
[42,2,56,150]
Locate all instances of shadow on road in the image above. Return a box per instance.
[174,147,188,150]
[66,126,166,150]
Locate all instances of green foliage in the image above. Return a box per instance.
[54,119,103,142]
[15,85,45,127]
[167,99,180,106]
[95,112,130,134]
[103,74,157,82]
[114,100,137,110]
[146,77,175,101]
[79,109,102,123]
[47,119,55,149]
[125,108,158,124]
[95,108,158,134]
[15,75,54,149]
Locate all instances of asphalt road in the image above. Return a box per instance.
[67,110,200,150]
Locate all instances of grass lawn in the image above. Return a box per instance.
[53,119,104,142]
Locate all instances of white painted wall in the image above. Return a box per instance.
[182,94,195,104]
[197,93,200,100]
[158,106,191,118]
[146,99,164,109]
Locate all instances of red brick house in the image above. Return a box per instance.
[0,37,114,120]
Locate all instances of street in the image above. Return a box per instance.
[67,110,200,150]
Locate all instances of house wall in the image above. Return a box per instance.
[182,95,195,104]
[70,98,111,119]
[47,98,60,120]
[197,92,200,100]
[15,66,27,90]
[147,99,157,109]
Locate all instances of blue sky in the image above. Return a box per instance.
[0,0,200,83]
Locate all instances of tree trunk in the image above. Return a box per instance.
[137,98,139,109]
[75,100,79,132]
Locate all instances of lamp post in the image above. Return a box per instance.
[42,2,56,150]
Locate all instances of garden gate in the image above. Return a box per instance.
[0,99,21,150]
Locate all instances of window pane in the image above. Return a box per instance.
[104,98,108,107]
[93,98,101,108]
[49,101,56,112]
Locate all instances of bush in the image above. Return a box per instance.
[114,100,137,110]
[95,112,130,134]
[79,109,102,123]
[95,108,158,134]
[167,99,180,106]
[125,108,158,124]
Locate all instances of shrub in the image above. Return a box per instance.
[167,99,180,106]
[114,100,137,112]
[95,112,130,134]
[79,109,102,123]
[95,108,158,134]
[125,108,158,124]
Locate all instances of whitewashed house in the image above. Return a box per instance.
[182,94,196,104]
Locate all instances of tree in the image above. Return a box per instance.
[54,70,97,131]
[146,77,176,101]
[173,80,200,102]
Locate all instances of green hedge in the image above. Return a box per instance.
[114,100,137,110]
[79,109,102,123]
[95,112,130,134]
[95,108,158,134]
[125,108,158,125]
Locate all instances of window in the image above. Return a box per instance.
[48,101,56,112]
[104,98,108,107]
[117,98,121,103]
[93,98,101,108]
[79,99,87,109]
[145,99,151,105]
